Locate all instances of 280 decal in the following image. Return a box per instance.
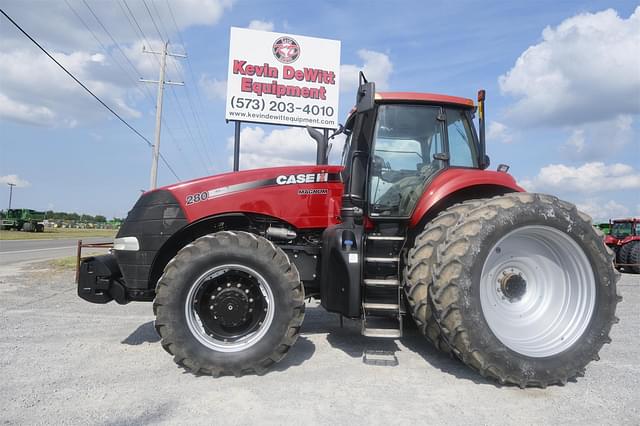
[186,191,209,205]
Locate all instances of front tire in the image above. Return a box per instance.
[430,193,620,387]
[154,231,305,376]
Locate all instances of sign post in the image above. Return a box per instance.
[225,27,341,170]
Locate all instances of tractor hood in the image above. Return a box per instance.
[158,165,344,229]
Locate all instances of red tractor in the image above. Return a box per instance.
[606,218,640,273]
[78,77,619,387]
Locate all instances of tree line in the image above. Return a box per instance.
[43,211,123,223]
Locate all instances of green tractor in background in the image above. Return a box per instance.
[0,208,46,232]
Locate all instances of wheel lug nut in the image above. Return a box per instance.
[227,283,231,287]
[249,308,253,312]
[209,305,214,310]
[210,295,215,300]
[245,289,249,294]
[236,283,241,288]
[217,287,222,291]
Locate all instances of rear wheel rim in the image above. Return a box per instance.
[185,264,275,353]
[480,225,596,358]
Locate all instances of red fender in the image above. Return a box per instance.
[409,168,524,227]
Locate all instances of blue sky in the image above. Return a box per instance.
[0,0,638,221]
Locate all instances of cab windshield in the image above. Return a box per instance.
[369,104,477,217]
[611,222,634,238]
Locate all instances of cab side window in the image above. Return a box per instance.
[446,108,478,168]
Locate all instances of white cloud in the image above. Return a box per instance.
[560,115,635,161]
[199,74,227,100]
[576,199,630,223]
[341,50,393,93]
[0,1,232,127]
[0,174,31,188]
[521,162,640,193]
[0,1,234,52]
[227,126,317,169]
[487,121,514,144]
[0,48,142,127]
[565,129,585,153]
[247,20,274,32]
[498,7,640,127]
[0,93,56,126]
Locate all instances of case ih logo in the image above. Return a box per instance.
[273,36,300,64]
[276,173,328,185]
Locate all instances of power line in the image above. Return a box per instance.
[82,0,144,81]
[82,0,201,177]
[142,0,165,43]
[65,0,155,106]
[144,1,215,168]
[166,0,218,150]
[116,0,203,175]
[0,7,180,181]
[150,0,171,42]
[123,0,156,56]
[131,0,214,170]
[67,0,197,177]
[160,2,216,168]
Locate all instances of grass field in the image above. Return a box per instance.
[0,228,117,241]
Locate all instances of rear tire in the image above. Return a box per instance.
[629,241,640,274]
[430,193,620,387]
[153,231,305,376]
[617,242,633,269]
[404,202,480,353]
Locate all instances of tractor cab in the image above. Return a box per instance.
[340,91,482,219]
[318,77,498,337]
[610,219,640,240]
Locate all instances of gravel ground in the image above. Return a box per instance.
[0,263,638,425]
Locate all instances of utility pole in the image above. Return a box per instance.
[140,41,185,190]
[7,183,16,210]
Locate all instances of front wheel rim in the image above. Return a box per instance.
[480,225,596,358]
[185,264,275,353]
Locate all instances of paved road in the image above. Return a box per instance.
[0,237,112,267]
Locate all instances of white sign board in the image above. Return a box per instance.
[225,27,340,129]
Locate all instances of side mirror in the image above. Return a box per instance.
[356,72,375,113]
[329,124,345,140]
[483,154,491,169]
[433,152,450,162]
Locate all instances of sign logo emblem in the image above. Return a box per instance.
[273,36,300,64]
